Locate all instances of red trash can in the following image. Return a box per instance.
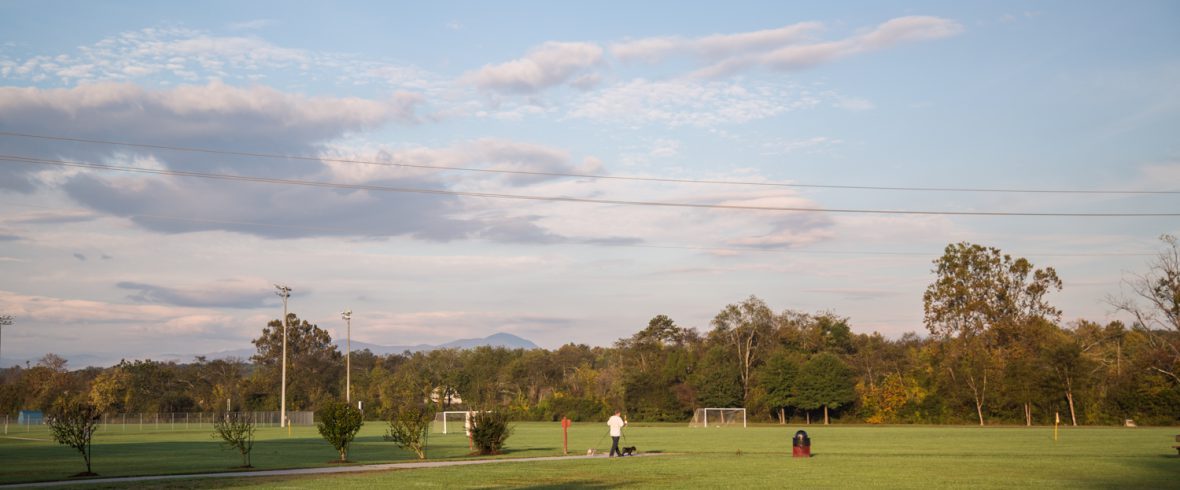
[792,430,811,457]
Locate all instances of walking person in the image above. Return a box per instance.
[607,410,627,457]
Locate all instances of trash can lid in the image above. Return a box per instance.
[794,430,809,438]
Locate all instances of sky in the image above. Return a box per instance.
[0,1,1178,367]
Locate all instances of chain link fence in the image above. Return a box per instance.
[3,411,314,434]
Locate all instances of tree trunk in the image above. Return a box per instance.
[1066,391,1077,427]
[823,404,830,425]
[1024,403,1031,426]
[806,411,811,425]
[779,407,785,424]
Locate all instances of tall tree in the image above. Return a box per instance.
[923,242,1062,425]
[757,349,802,423]
[1110,234,1180,388]
[252,314,343,410]
[710,296,775,403]
[795,352,856,424]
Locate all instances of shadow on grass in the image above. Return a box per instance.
[508,480,616,490]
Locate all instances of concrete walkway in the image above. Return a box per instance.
[3,453,665,488]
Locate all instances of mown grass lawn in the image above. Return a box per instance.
[1,422,1176,488]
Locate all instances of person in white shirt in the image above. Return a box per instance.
[606,410,627,457]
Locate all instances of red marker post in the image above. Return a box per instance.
[561,416,572,455]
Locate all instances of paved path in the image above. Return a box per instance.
[3,453,666,488]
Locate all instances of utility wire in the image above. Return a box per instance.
[2,130,1177,195]
[3,154,1178,217]
[0,199,1158,257]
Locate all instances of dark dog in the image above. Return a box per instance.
[621,446,637,456]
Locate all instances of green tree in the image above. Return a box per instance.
[212,412,256,468]
[252,314,343,410]
[796,352,856,424]
[923,242,1062,425]
[710,296,775,403]
[316,400,364,462]
[48,399,101,476]
[691,345,743,409]
[757,350,801,423]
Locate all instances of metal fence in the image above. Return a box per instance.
[2,411,314,433]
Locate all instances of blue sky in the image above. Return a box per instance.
[0,1,1177,366]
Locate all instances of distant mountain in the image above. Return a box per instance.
[11,332,541,369]
[335,332,539,355]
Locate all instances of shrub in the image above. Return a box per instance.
[317,400,364,462]
[383,404,435,459]
[469,410,513,455]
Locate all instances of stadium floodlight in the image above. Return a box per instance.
[341,309,352,403]
[690,408,747,428]
[274,285,292,428]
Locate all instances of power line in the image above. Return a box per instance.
[2,130,1177,195]
[0,199,1159,257]
[3,154,1178,217]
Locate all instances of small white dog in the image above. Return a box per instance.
[587,448,597,455]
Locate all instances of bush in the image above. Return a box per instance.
[384,404,435,459]
[469,410,513,455]
[316,400,364,462]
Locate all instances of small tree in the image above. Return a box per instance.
[317,400,364,462]
[212,412,256,468]
[48,399,101,476]
[383,404,435,459]
[469,410,513,455]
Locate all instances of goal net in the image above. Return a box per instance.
[432,411,474,434]
[690,408,747,428]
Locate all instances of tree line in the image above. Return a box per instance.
[3,237,1178,426]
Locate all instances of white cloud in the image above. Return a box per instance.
[568,79,819,127]
[466,41,604,93]
[760,136,843,155]
[613,21,823,62]
[0,25,443,95]
[649,139,681,158]
[610,17,962,78]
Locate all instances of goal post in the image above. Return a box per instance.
[690,408,747,428]
[432,411,475,434]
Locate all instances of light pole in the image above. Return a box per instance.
[0,315,12,370]
[274,285,291,428]
[341,309,352,403]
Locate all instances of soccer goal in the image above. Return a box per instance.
[432,411,474,434]
[690,408,747,428]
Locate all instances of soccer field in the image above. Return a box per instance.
[1,422,1176,488]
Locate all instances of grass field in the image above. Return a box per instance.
[1,422,1176,488]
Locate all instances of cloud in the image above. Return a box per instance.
[568,79,819,127]
[611,17,962,78]
[613,21,823,62]
[760,136,843,155]
[0,82,418,189]
[117,278,274,308]
[0,25,444,95]
[467,42,604,93]
[73,253,87,261]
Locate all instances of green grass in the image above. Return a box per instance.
[1,422,1176,488]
